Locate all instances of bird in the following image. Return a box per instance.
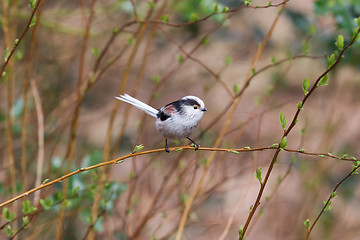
[115,94,207,152]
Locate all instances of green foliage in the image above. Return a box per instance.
[176,54,184,63]
[279,112,286,130]
[271,143,279,149]
[133,144,144,153]
[160,14,169,24]
[22,200,37,214]
[254,166,262,184]
[3,208,15,222]
[3,47,10,62]
[201,36,209,45]
[297,101,303,110]
[238,225,244,238]
[280,137,287,149]
[271,56,276,64]
[91,47,100,58]
[302,77,310,95]
[30,16,37,27]
[335,34,344,50]
[22,216,30,226]
[304,218,311,230]
[189,13,199,23]
[327,53,336,69]
[213,3,218,12]
[224,55,233,66]
[233,84,240,94]
[147,1,155,9]
[317,74,328,86]
[5,225,13,237]
[28,0,36,9]
[244,0,252,6]
[152,74,160,84]
[40,197,53,210]
[352,161,360,174]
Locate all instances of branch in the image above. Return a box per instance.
[0,0,43,78]
[239,25,360,240]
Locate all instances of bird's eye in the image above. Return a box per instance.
[194,105,198,110]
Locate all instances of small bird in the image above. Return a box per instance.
[116,94,207,152]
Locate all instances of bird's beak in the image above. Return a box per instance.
[202,108,207,112]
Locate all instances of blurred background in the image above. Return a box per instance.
[1,0,360,239]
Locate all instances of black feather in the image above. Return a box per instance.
[157,110,171,121]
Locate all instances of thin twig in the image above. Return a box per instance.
[305,165,360,240]
[239,22,360,240]
[30,80,45,204]
[1,144,357,210]
[0,0,43,78]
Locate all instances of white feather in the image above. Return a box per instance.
[115,94,158,118]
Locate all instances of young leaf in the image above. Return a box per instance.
[40,198,52,210]
[29,16,37,27]
[251,68,256,75]
[270,143,279,149]
[254,166,262,184]
[280,137,287,149]
[324,200,332,212]
[160,14,169,24]
[271,56,276,64]
[91,47,100,58]
[22,200,36,214]
[304,219,311,230]
[5,225,13,237]
[147,1,155,9]
[335,34,344,50]
[225,55,233,66]
[244,0,252,6]
[132,144,144,153]
[151,74,160,84]
[4,47,10,62]
[355,17,360,27]
[297,101,303,110]
[327,53,336,69]
[352,161,360,175]
[22,216,30,226]
[302,77,310,95]
[28,0,36,9]
[238,225,244,238]
[201,36,209,45]
[279,111,287,130]
[317,74,328,86]
[189,13,198,23]
[233,84,240,94]
[3,208,15,222]
[213,3,218,12]
[330,191,337,199]
[176,54,184,64]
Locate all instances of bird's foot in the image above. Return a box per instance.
[187,137,199,151]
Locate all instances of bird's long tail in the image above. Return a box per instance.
[115,94,158,118]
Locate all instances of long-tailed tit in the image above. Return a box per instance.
[116,94,207,152]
